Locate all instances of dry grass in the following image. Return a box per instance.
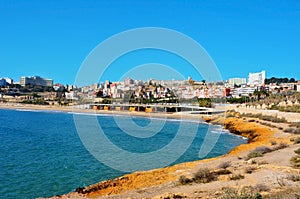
[178,175,193,185]
[294,137,300,144]
[217,161,231,169]
[244,166,257,174]
[290,122,300,128]
[287,173,300,182]
[193,168,216,183]
[218,186,262,199]
[254,183,269,192]
[272,142,288,150]
[284,128,295,133]
[214,169,232,175]
[240,113,287,123]
[257,160,268,166]
[264,187,300,199]
[245,146,273,160]
[293,129,300,134]
[228,174,245,181]
[290,156,300,169]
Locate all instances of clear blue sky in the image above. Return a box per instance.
[0,0,299,85]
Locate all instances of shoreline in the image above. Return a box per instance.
[72,117,275,198]
[61,111,299,198]
[2,103,299,198]
[0,103,214,122]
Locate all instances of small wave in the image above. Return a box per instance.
[210,129,230,134]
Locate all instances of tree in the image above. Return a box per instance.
[289,78,296,83]
[265,77,295,84]
[198,98,212,108]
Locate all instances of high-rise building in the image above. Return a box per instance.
[20,76,53,87]
[0,77,13,86]
[248,70,266,86]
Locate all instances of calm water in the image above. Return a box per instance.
[0,109,246,199]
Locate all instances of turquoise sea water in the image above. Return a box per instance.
[0,109,246,199]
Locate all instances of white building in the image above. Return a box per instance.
[0,77,13,86]
[65,92,78,100]
[20,76,53,87]
[228,78,247,86]
[248,70,266,86]
[231,86,256,98]
[296,81,300,92]
[4,78,13,85]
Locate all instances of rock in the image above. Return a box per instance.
[247,159,256,164]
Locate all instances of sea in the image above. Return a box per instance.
[0,108,247,199]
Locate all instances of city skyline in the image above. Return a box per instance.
[0,1,300,84]
[0,69,299,86]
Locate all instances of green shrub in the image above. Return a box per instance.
[260,122,267,126]
[259,115,287,123]
[290,156,300,168]
[293,128,300,134]
[178,175,193,185]
[246,151,263,160]
[245,146,273,160]
[290,122,300,128]
[270,105,300,113]
[229,174,245,181]
[294,137,300,144]
[254,183,269,192]
[254,146,273,154]
[273,142,288,150]
[284,128,295,133]
[217,161,231,169]
[295,148,300,155]
[214,169,232,175]
[193,168,215,183]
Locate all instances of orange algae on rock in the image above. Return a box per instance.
[224,118,274,155]
[68,117,276,198]
[85,163,195,197]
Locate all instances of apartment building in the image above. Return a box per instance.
[20,76,53,87]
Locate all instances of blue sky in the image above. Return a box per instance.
[0,0,299,85]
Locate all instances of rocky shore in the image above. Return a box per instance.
[36,107,300,199]
[2,103,299,199]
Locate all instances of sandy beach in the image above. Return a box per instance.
[0,103,211,121]
[2,103,300,198]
